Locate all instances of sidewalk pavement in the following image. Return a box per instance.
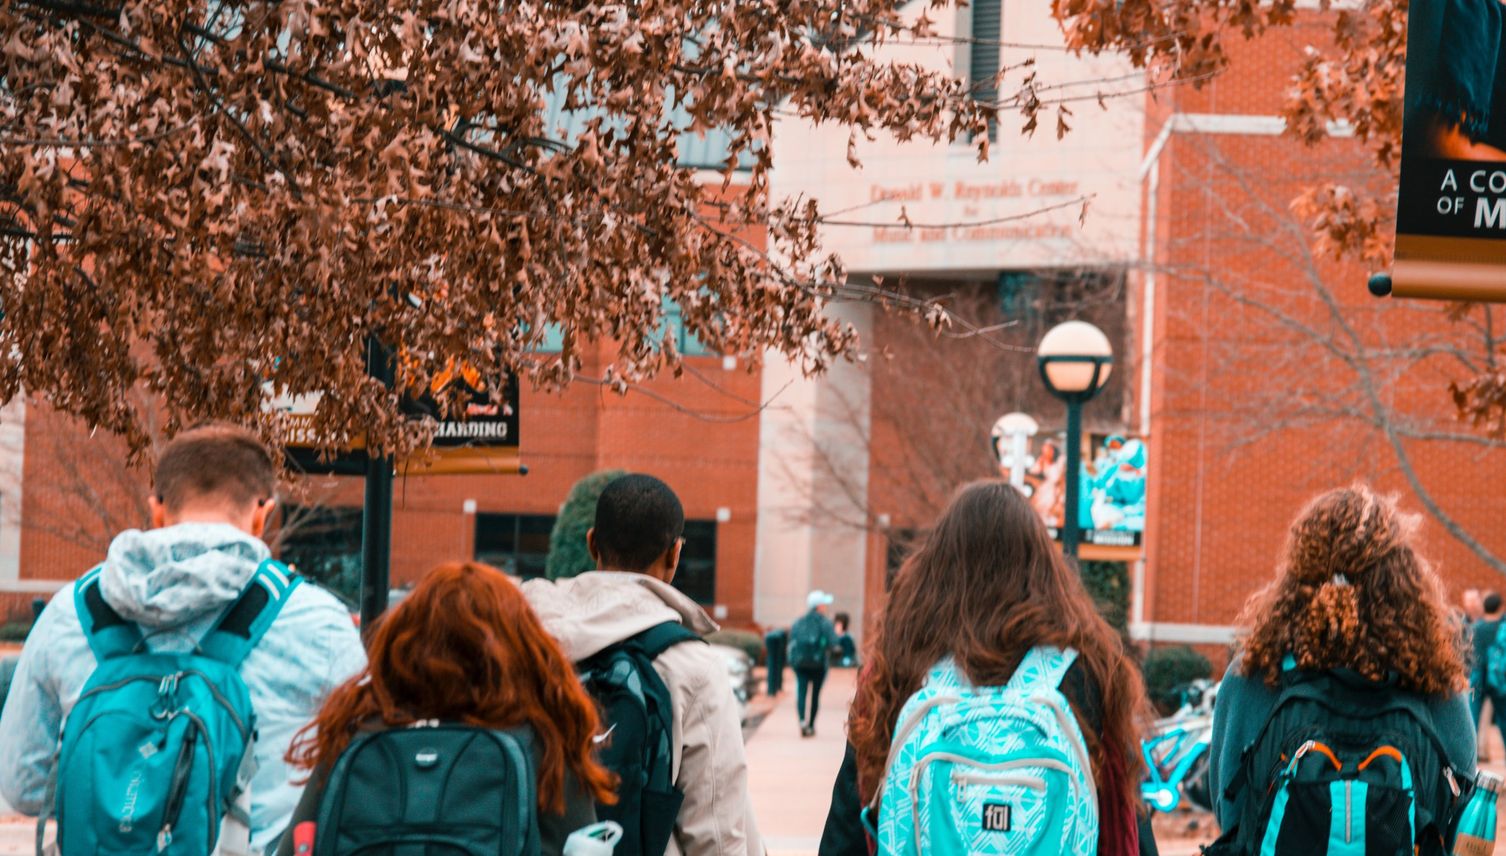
[746,667,856,856]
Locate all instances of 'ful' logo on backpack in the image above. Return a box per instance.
[982,803,1011,832]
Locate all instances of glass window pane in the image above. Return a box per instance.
[475,513,519,576]
[673,521,717,605]
[276,505,363,607]
[517,515,556,580]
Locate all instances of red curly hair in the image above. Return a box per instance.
[287,562,616,812]
[1239,485,1467,696]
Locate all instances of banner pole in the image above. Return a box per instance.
[360,336,394,631]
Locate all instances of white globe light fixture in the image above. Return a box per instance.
[1035,320,1114,560]
[990,412,1039,491]
[1037,320,1114,398]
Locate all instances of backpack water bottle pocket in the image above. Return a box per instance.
[914,751,1076,856]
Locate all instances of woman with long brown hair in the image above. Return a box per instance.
[277,561,616,855]
[1207,486,1475,853]
[819,480,1151,855]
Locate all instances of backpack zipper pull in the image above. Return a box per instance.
[1284,740,1316,776]
[156,825,172,852]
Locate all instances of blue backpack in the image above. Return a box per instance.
[47,560,300,856]
[864,646,1098,855]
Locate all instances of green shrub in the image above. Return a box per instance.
[546,469,626,580]
[1142,645,1213,714]
[706,629,766,665]
[1081,561,1129,638]
[0,620,33,642]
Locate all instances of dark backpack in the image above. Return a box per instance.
[313,723,541,856]
[1208,669,1466,856]
[788,612,831,670]
[577,622,702,856]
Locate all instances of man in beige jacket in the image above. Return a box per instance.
[523,473,764,856]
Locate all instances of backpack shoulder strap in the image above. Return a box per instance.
[630,620,703,659]
[1004,645,1079,693]
[74,565,144,662]
[199,559,303,667]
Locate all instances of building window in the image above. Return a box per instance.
[997,271,1039,321]
[968,0,1001,142]
[533,297,711,355]
[884,528,919,592]
[533,323,566,353]
[660,296,713,356]
[475,513,556,579]
[674,520,718,605]
[276,505,363,606]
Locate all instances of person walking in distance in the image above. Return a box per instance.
[0,424,366,855]
[1207,485,1475,855]
[790,590,839,737]
[1475,592,1506,762]
[278,562,616,855]
[522,474,763,856]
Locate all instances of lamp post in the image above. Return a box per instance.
[1036,321,1113,560]
[991,412,1039,491]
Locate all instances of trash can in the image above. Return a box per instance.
[764,628,788,695]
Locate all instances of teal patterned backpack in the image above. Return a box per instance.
[864,646,1098,855]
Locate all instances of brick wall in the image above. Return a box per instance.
[1141,13,1506,648]
[15,352,765,625]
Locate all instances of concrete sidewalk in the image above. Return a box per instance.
[746,667,856,856]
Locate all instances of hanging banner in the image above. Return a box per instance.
[1392,0,1506,301]
[277,369,522,476]
[994,426,1146,552]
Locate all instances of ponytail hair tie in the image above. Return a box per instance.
[1332,573,1350,587]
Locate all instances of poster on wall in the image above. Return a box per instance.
[1392,0,1506,301]
[994,428,1146,547]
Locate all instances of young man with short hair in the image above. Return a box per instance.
[0,424,366,854]
[523,473,763,856]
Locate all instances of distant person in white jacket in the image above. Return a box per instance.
[0,424,366,854]
[523,473,763,856]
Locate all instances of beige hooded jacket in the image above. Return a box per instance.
[521,571,764,856]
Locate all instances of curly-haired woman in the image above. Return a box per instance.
[276,561,616,855]
[819,480,1153,856]
[1209,486,1476,848]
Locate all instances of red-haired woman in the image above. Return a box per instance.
[276,562,616,855]
[819,480,1152,855]
[1208,486,1476,853]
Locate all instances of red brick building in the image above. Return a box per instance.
[0,336,766,626]
[5,8,1505,663]
[1134,16,1506,665]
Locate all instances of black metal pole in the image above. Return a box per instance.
[1062,397,1083,561]
[360,337,394,629]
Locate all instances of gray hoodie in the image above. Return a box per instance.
[0,523,367,854]
[522,571,764,856]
